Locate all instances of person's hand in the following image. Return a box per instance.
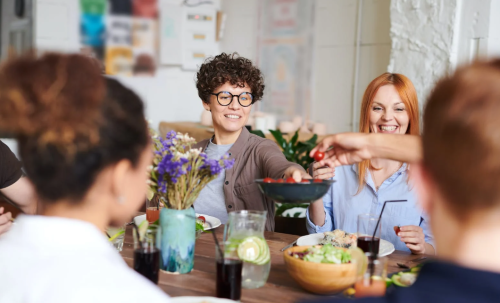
[397,225,426,254]
[283,167,312,182]
[0,207,13,236]
[310,133,373,167]
[311,162,335,179]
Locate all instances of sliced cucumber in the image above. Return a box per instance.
[237,236,270,265]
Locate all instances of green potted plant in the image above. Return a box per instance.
[251,129,317,235]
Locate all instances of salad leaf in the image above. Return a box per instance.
[295,244,351,264]
[196,220,205,232]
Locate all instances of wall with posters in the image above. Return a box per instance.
[220,0,392,133]
[256,0,315,124]
[35,0,220,130]
[34,0,390,134]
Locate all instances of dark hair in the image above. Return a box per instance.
[196,52,265,104]
[0,53,149,202]
[423,59,500,219]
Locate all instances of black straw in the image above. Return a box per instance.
[186,214,224,260]
[368,199,407,284]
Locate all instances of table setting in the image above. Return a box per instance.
[110,131,430,302]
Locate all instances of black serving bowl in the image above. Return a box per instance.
[255,179,335,204]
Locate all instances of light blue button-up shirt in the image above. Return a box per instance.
[306,164,434,252]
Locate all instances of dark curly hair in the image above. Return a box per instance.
[0,53,148,203]
[196,52,265,104]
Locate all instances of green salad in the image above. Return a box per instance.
[291,244,351,264]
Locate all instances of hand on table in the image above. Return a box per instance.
[397,225,427,254]
[0,207,13,236]
[311,161,335,179]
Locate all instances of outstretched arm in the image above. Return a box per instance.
[310,133,422,166]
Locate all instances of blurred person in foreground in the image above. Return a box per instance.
[0,140,37,235]
[306,59,500,302]
[307,73,434,255]
[0,54,169,302]
[193,52,309,230]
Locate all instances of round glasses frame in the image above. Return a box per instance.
[210,91,254,107]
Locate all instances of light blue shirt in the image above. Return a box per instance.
[306,164,434,252]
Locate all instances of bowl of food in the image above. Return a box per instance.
[283,245,360,294]
[255,178,335,204]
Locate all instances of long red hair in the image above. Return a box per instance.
[357,73,420,192]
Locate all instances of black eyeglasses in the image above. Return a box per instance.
[210,91,254,107]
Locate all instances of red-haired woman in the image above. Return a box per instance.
[307,73,435,255]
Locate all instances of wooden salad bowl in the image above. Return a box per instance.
[283,245,357,294]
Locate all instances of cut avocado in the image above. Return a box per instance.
[392,272,417,287]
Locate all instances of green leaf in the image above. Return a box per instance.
[305,134,318,145]
[293,212,302,218]
[196,221,205,232]
[269,129,287,150]
[290,130,299,146]
[275,203,309,216]
[250,130,266,138]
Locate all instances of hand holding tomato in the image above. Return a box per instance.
[313,151,325,162]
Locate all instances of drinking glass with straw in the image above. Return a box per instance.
[146,195,161,223]
[355,253,388,298]
[355,200,407,296]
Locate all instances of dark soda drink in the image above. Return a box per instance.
[134,248,160,284]
[216,259,242,300]
[357,236,380,255]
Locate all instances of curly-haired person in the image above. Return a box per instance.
[193,52,310,230]
[0,53,170,302]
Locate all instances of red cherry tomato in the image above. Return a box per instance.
[313,179,323,183]
[198,216,206,223]
[276,178,285,183]
[263,177,275,183]
[394,226,401,235]
[285,177,296,183]
[300,179,310,183]
[314,151,325,162]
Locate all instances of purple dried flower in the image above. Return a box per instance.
[223,158,235,169]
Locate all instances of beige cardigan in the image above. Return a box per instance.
[193,127,305,231]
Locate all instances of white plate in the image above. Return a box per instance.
[296,233,395,257]
[170,297,236,303]
[133,213,221,230]
[196,213,221,230]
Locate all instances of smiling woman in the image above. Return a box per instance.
[192,53,310,230]
[307,73,435,255]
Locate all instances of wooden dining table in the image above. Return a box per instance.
[119,224,429,302]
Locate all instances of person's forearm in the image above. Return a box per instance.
[308,199,326,227]
[0,178,37,214]
[369,134,422,163]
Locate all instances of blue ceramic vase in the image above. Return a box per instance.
[159,207,196,273]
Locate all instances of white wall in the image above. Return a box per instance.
[32,0,500,136]
[220,0,392,133]
[219,0,258,61]
[388,0,500,107]
[312,0,391,133]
